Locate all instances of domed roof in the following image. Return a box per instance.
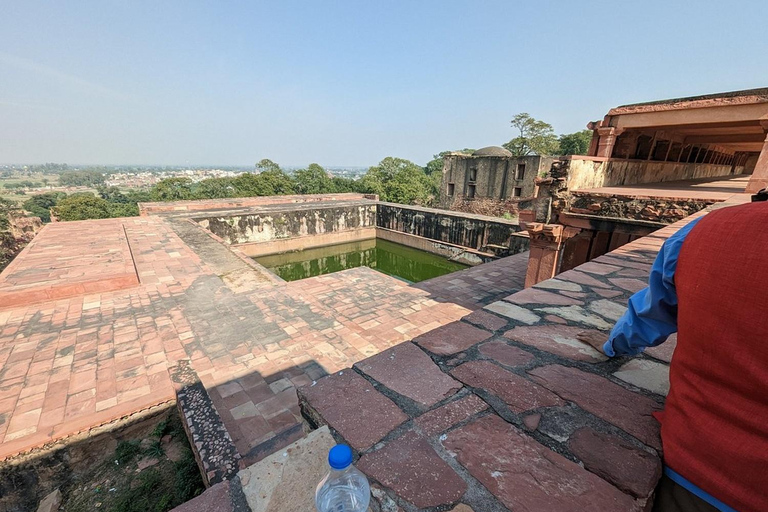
[473,146,513,157]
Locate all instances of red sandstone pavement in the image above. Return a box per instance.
[0,215,527,463]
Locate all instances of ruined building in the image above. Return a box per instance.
[438,146,554,208]
[522,87,768,286]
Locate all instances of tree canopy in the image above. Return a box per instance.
[503,113,559,157]
[360,157,437,205]
[557,129,593,156]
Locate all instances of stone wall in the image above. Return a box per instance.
[564,156,744,190]
[569,193,713,224]
[439,155,553,208]
[195,203,377,256]
[377,202,528,257]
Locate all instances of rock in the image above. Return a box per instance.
[505,288,582,306]
[568,427,661,498]
[36,488,62,512]
[414,321,493,356]
[238,426,336,512]
[533,306,613,330]
[528,364,662,449]
[358,431,467,508]
[483,301,540,325]
[588,203,602,212]
[608,278,647,293]
[478,340,535,367]
[164,440,187,462]
[443,415,637,511]
[462,310,508,332]
[136,457,160,471]
[354,342,462,407]
[613,359,670,396]
[161,434,172,444]
[170,481,232,512]
[588,300,627,322]
[504,325,608,362]
[523,413,541,431]
[298,370,407,451]
[415,394,488,437]
[451,361,564,413]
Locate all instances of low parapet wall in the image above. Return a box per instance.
[564,156,742,190]
[138,193,377,216]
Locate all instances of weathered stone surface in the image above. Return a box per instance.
[535,306,613,330]
[415,394,488,437]
[478,340,535,367]
[443,415,638,511]
[484,301,540,325]
[451,361,563,413]
[504,325,608,362]
[355,342,462,407]
[36,489,62,512]
[535,278,584,292]
[613,359,670,396]
[505,288,582,306]
[358,431,467,508]
[449,505,474,512]
[298,371,407,451]
[523,413,541,431]
[556,270,610,289]
[238,426,336,512]
[588,299,627,321]
[171,481,232,512]
[594,288,624,298]
[528,365,662,449]
[569,427,661,498]
[414,321,493,356]
[462,310,508,332]
[609,278,647,293]
[578,261,621,275]
[645,333,676,363]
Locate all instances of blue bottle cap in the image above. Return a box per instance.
[328,444,353,470]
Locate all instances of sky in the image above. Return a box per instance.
[1,1,767,168]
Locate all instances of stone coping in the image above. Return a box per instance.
[297,197,754,510]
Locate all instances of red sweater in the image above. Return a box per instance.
[664,202,768,512]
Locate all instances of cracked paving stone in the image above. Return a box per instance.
[504,325,608,362]
[414,321,493,356]
[483,301,540,325]
[534,305,613,330]
[478,340,535,367]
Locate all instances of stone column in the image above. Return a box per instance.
[595,127,621,158]
[523,223,580,288]
[746,126,768,194]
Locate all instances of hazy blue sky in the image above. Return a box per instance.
[1,1,767,167]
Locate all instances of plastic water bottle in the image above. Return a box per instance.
[315,444,371,512]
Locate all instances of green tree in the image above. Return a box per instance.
[255,159,281,173]
[232,170,295,197]
[360,157,436,205]
[192,177,236,199]
[558,129,593,155]
[150,178,194,201]
[424,149,475,176]
[503,113,559,156]
[53,194,112,221]
[23,192,66,222]
[59,170,106,187]
[294,163,332,194]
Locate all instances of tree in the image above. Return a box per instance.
[53,194,112,221]
[150,178,194,202]
[503,113,559,156]
[232,170,295,197]
[192,177,236,199]
[23,192,66,222]
[59,170,106,187]
[558,129,593,156]
[294,164,332,195]
[360,157,436,205]
[255,159,281,173]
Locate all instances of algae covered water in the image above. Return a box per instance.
[255,238,467,283]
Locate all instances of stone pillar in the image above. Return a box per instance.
[595,127,621,158]
[746,127,768,194]
[523,223,580,288]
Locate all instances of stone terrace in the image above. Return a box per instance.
[298,200,752,511]
[0,210,527,482]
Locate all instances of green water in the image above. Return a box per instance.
[255,238,468,283]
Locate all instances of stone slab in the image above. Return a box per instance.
[298,371,407,451]
[36,488,62,512]
[528,365,662,449]
[414,394,488,437]
[535,278,584,292]
[238,426,336,512]
[609,278,647,293]
[170,481,232,512]
[414,321,493,356]
[478,340,535,367]
[462,310,508,332]
[483,301,541,325]
[504,325,608,362]
[354,342,462,407]
[613,359,670,396]
[644,333,677,363]
[358,431,467,508]
[451,361,563,413]
[505,288,582,306]
[568,427,661,498]
[588,299,628,322]
[443,415,638,511]
[534,306,613,330]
